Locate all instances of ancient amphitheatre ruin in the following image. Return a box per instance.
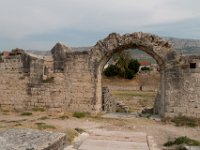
[0,32,200,118]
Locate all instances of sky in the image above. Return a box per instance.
[0,0,200,50]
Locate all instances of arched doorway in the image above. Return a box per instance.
[102,49,160,114]
[89,32,174,117]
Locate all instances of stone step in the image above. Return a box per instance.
[78,139,149,150]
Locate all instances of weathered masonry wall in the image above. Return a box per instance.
[0,32,200,118]
[165,56,200,118]
[63,51,97,112]
[0,73,29,111]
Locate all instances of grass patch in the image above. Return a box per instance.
[58,115,69,120]
[73,112,89,118]
[75,128,85,134]
[164,136,200,147]
[35,122,56,130]
[38,116,49,120]
[172,116,198,127]
[112,90,156,98]
[21,112,32,116]
[14,123,22,126]
[43,77,54,83]
[32,107,45,112]
[66,128,79,144]
[0,109,10,113]
[0,125,5,128]
[162,116,199,127]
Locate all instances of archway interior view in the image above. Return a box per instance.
[102,48,160,115]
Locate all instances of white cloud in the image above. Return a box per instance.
[0,0,200,48]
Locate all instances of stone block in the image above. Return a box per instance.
[0,129,67,150]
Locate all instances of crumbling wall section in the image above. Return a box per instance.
[27,73,67,112]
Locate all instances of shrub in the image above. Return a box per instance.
[73,112,89,118]
[141,66,151,71]
[35,122,56,130]
[75,128,85,134]
[164,136,200,147]
[21,112,32,116]
[171,116,198,127]
[43,77,54,83]
[128,59,140,73]
[124,69,135,79]
[103,65,119,77]
[32,107,45,112]
[38,116,49,120]
[58,115,69,120]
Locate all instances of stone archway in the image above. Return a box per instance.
[89,32,175,116]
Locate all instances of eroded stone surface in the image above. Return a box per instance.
[0,129,67,150]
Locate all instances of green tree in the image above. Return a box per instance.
[141,66,151,71]
[103,65,119,77]
[113,51,132,78]
[104,50,141,79]
[128,59,140,73]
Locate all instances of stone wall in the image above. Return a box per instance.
[164,56,200,117]
[0,73,29,111]
[63,51,96,112]
[0,32,200,118]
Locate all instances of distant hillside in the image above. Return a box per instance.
[165,37,200,55]
[26,37,200,63]
[26,47,91,56]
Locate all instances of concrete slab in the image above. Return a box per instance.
[79,129,150,150]
[78,139,149,150]
[0,128,67,150]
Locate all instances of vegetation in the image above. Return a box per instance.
[0,108,10,113]
[128,59,140,73]
[42,77,54,83]
[112,90,156,112]
[104,51,140,79]
[103,65,119,77]
[21,112,32,116]
[112,90,156,98]
[75,128,85,134]
[172,116,198,127]
[58,115,69,120]
[35,122,56,130]
[164,136,200,147]
[73,112,89,118]
[162,116,199,127]
[14,123,22,126]
[38,116,49,120]
[141,66,151,71]
[32,107,45,112]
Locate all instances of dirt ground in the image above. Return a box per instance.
[0,111,199,149]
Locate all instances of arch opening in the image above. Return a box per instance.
[90,32,173,117]
[100,48,162,115]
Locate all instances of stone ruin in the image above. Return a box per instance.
[0,32,200,118]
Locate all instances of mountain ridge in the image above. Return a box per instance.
[25,37,200,56]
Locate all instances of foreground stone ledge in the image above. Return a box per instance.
[0,128,67,150]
